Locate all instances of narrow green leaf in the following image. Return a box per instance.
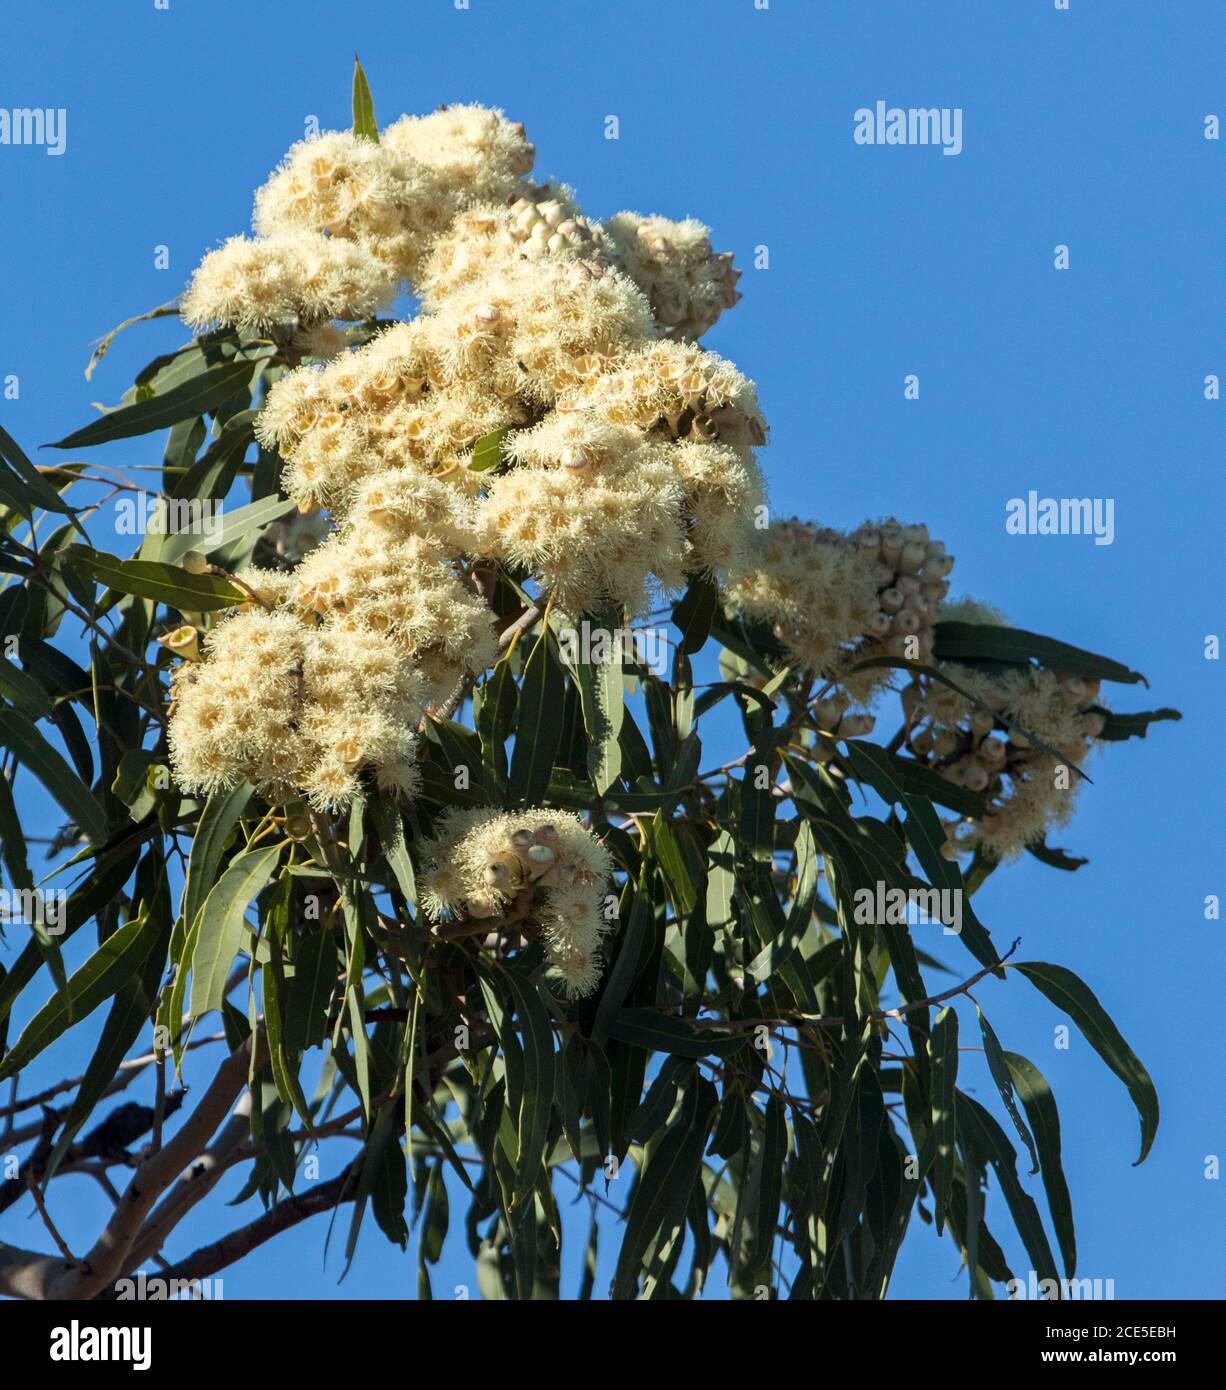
[0,708,107,844]
[924,1005,958,1235]
[188,843,282,1019]
[182,782,253,932]
[160,493,296,565]
[0,910,158,1080]
[933,621,1147,687]
[978,1008,1039,1175]
[611,1078,717,1300]
[64,547,245,612]
[48,359,256,450]
[1015,961,1159,1164]
[1004,1050,1076,1278]
[509,626,565,806]
[351,56,379,142]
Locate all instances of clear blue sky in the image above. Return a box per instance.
[1,0,1220,1299]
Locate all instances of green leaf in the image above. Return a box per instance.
[977,1008,1039,1175]
[182,782,252,933]
[509,625,565,806]
[64,547,245,612]
[611,1078,717,1300]
[83,300,182,381]
[0,910,159,1080]
[188,843,283,1019]
[284,927,338,1054]
[45,977,151,1178]
[924,1005,958,1235]
[370,795,416,906]
[957,1091,1060,1285]
[747,819,816,983]
[468,426,510,473]
[499,966,556,1208]
[609,1009,747,1060]
[844,740,1001,974]
[672,576,718,657]
[160,493,296,565]
[592,872,652,1045]
[0,657,53,721]
[0,422,79,517]
[351,55,379,142]
[566,612,624,795]
[1004,1050,1076,1278]
[0,708,107,844]
[932,621,1147,687]
[47,359,257,449]
[1015,961,1159,1164]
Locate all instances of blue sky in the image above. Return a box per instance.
[1,0,1221,1299]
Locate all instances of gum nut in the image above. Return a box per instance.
[1010,732,1031,751]
[547,232,565,253]
[894,610,921,636]
[881,525,903,548]
[533,824,559,843]
[898,575,921,595]
[921,558,947,581]
[921,581,945,603]
[815,699,839,727]
[903,590,928,613]
[858,529,881,551]
[970,708,995,735]
[475,304,500,324]
[1084,678,1102,699]
[939,840,961,860]
[1061,675,1087,703]
[880,587,904,613]
[542,200,564,228]
[963,763,990,792]
[873,561,896,586]
[944,763,968,786]
[981,736,1007,762]
[934,730,958,757]
[482,861,510,886]
[516,204,538,229]
[561,447,588,470]
[285,813,313,841]
[527,843,556,866]
[467,898,498,920]
[869,610,891,637]
[832,688,851,711]
[181,550,210,574]
[901,541,927,571]
[557,219,578,237]
[912,728,935,755]
[925,539,946,558]
[881,541,903,565]
[511,827,535,847]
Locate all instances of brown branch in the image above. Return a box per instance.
[115,1164,361,1293]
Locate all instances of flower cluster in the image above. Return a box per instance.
[167,608,425,809]
[420,807,613,996]
[726,517,952,698]
[170,103,761,810]
[897,610,1108,861]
